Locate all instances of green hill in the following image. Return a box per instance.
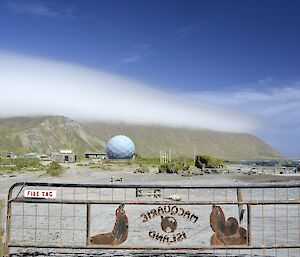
[0,116,104,156]
[0,116,283,160]
[85,121,283,159]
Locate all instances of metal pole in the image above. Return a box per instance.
[5,187,13,257]
[86,204,91,246]
[160,150,162,164]
[247,204,252,246]
[237,188,244,223]
[193,145,196,163]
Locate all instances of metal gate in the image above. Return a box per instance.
[4,182,300,256]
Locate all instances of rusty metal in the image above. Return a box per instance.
[5,183,13,257]
[210,205,247,246]
[0,199,4,256]
[6,243,300,250]
[246,204,252,246]
[236,188,244,223]
[6,181,300,189]
[90,204,128,246]
[4,181,300,257]
[8,198,300,205]
[86,203,91,246]
[161,216,178,233]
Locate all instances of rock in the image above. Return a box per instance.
[110,176,123,183]
[167,193,182,201]
[211,169,221,174]
[134,166,149,173]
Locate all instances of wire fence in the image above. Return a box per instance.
[4,182,300,256]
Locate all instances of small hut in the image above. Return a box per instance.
[84,152,106,159]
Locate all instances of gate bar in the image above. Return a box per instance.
[7,243,300,250]
[9,198,300,205]
[7,182,300,190]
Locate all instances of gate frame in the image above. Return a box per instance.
[5,181,300,256]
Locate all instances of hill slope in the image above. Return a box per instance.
[85,121,283,159]
[0,116,283,159]
[0,116,104,156]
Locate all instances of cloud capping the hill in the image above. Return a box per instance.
[0,51,259,133]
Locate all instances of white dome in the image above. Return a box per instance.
[106,135,135,159]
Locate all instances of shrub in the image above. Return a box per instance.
[277,160,293,167]
[15,158,40,170]
[46,161,63,176]
[195,155,224,169]
[158,160,189,174]
[0,158,43,172]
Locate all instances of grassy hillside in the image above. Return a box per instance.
[85,122,283,159]
[0,116,105,156]
[0,116,283,160]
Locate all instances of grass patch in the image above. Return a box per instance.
[135,157,161,166]
[0,158,44,172]
[46,161,63,176]
[89,164,112,170]
[107,161,133,165]
[158,160,190,174]
[76,163,89,167]
[106,156,161,166]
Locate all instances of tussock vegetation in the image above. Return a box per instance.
[196,155,224,168]
[76,163,89,166]
[158,160,190,174]
[0,158,44,173]
[46,161,63,176]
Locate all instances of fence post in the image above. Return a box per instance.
[86,203,91,246]
[5,186,13,257]
[0,199,4,257]
[247,204,252,246]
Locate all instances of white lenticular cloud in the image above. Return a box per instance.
[0,51,259,132]
[183,85,300,156]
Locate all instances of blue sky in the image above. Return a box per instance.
[0,0,299,157]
